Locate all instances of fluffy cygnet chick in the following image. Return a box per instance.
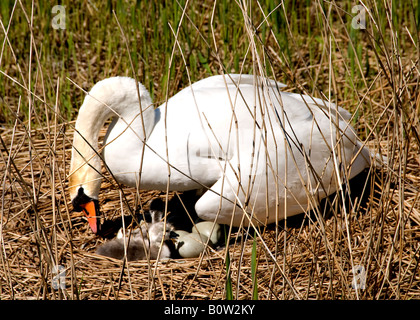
[96,200,178,261]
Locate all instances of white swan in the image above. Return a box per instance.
[69,74,370,233]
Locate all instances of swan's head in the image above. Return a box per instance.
[68,76,154,234]
[69,185,101,234]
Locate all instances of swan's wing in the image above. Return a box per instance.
[191,80,370,227]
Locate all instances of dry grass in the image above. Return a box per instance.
[1,0,420,300]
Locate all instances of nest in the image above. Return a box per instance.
[1,119,419,300]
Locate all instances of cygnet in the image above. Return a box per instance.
[96,205,178,261]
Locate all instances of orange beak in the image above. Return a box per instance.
[80,201,99,233]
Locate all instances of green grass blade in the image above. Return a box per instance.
[225,246,233,300]
[251,232,258,300]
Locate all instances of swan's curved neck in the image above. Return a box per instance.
[69,77,154,201]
